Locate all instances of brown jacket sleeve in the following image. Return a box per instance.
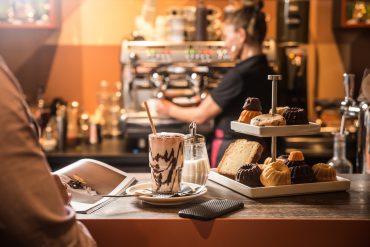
[0,61,96,247]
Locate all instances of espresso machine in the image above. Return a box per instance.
[119,41,233,151]
[340,72,370,174]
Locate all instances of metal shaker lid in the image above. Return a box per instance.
[185,121,205,143]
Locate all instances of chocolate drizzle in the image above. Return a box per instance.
[149,141,183,193]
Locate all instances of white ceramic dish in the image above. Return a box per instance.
[230,121,320,137]
[208,169,350,198]
[126,182,207,206]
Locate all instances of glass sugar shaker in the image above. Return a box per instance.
[183,122,210,188]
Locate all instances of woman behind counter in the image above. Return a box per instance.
[157,1,272,167]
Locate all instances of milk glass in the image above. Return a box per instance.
[182,134,210,188]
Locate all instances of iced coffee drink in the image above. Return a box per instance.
[148,132,185,194]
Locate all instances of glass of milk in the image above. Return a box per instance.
[183,133,210,188]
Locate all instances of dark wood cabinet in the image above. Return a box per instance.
[0,0,58,29]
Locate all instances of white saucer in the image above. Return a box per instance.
[126,182,207,206]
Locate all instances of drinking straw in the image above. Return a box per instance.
[144,101,157,135]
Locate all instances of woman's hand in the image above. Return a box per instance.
[156,99,173,116]
[52,174,71,205]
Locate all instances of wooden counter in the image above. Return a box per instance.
[79,174,370,247]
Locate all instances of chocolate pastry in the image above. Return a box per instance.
[290,164,315,184]
[235,164,263,187]
[286,160,308,168]
[282,107,308,125]
[243,97,262,112]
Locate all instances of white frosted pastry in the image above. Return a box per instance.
[250,114,286,126]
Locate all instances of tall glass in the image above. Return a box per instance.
[148,132,184,194]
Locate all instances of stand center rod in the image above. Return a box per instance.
[268,75,282,162]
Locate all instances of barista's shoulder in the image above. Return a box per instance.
[223,66,243,82]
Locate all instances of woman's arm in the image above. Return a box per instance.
[157,95,222,124]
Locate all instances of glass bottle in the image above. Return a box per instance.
[328,132,353,173]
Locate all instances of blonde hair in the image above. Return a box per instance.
[225,0,266,45]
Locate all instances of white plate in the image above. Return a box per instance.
[126,182,207,206]
[209,169,350,198]
[231,121,320,137]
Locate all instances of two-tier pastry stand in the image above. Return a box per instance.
[231,75,320,161]
[208,75,350,198]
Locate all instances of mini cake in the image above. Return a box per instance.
[277,154,289,164]
[288,151,305,161]
[235,164,263,187]
[312,163,337,181]
[238,110,262,124]
[257,164,266,171]
[269,106,289,115]
[250,114,286,126]
[260,161,291,186]
[243,97,262,111]
[264,157,273,165]
[290,164,315,184]
[264,157,286,165]
[282,107,308,125]
[238,97,262,123]
[285,151,307,168]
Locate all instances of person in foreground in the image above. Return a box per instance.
[156,1,272,167]
[0,55,97,246]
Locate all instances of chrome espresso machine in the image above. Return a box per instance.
[119,41,234,151]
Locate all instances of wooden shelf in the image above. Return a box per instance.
[341,22,370,28]
[339,0,370,28]
[0,22,56,29]
[0,0,57,29]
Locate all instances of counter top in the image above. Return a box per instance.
[79,174,370,247]
[79,174,370,220]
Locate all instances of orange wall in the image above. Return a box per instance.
[44,0,276,114]
[306,0,346,119]
[0,0,345,118]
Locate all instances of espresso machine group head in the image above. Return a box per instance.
[121,41,234,112]
[119,40,235,139]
